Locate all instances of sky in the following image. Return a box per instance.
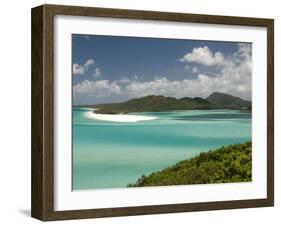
[72,34,252,105]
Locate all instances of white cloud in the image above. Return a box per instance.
[126,44,252,100]
[73,64,85,75]
[237,43,252,61]
[180,46,224,66]
[73,80,121,98]
[85,59,94,68]
[119,77,131,83]
[73,58,95,75]
[126,77,179,97]
[93,68,102,78]
[73,43,252,103]
[125,76,213,99]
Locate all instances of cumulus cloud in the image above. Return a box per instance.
[73,80,121,98]
[73,43,252,103]
[180,46,224,66]
[119,77,131,83]
[126,77,180,97]
[179,44,251,99]
[127,75,214,98]
[73,58,95,75]
[126,73,250,100]
[93,68,102,78]
[125,75,217,99]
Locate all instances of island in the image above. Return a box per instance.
[76,92,251,114]
[127,141,252,187]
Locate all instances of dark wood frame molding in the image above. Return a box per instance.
[31,4,274,221]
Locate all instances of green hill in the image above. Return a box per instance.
[84,92,251,114]
[206,92,251,109]
[92,95,213,114]
[128,141,252,187]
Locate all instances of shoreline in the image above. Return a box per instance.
[85,111,157,122]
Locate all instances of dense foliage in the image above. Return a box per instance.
[93,95,212,114]
[128,141,252,187]
[81,92,251,114]
[206,92,251,109]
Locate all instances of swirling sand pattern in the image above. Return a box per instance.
[72,108,251,190]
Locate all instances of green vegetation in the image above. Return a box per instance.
[206,92,251,109]
[93,95,213,114]
[79,92,251,114]
[128,141,252,187]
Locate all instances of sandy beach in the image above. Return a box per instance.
[85,111,157,122]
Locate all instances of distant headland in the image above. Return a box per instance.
[75,92,251,114]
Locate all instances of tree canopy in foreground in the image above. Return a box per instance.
[128,141,252,187]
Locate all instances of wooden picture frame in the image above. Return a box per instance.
[31,4,274,221]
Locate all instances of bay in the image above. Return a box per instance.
[72,108,251,190]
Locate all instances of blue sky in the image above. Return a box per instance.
[72,34,252,105]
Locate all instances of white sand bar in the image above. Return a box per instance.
[85,111,157,122]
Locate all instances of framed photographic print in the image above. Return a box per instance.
[31,4,274,221]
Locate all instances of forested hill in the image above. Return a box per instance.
[128,141,252,187]
[206,92,251,109]
[80,92,251,114]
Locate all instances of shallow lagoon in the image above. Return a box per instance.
[72,108,251,190]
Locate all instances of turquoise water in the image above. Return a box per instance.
[72,108,251,190]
